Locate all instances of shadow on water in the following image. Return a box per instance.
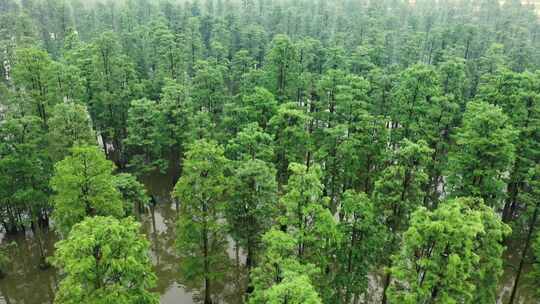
[0,167,537,304]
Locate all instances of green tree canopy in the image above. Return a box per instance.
[50,145,124,235]
[447,101,517,208]
[51,216,158,304]
[173,139,230,304]
[48,102,96,161]
[388,197,510,304]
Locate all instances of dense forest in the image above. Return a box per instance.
[1,0,540,303]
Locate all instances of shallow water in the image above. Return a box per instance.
[0,171,537,304]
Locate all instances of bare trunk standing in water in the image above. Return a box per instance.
[150,195,157,233]
[381,267,392,304]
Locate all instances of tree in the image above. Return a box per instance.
[230,50,256,94]
[3,0,540,303]
[226,123,274,163]
[240,87,278,130]
[227,159,278,270]
[158,79,191,162]
[420,57,466,206]
[279,163,339,300]
[313,71,375,208]
[11,47,54,127]
[390,64,440,143]
[0,241,16,278]
[446,101,517,208]
[173,140,230,304]
[112,173,150,217]
[374,139,433,304]
[280,163,336,258]
[334,190,385,303]
[88,31,139,160]
[249,229,322,304]
[256,273,322,304]
[191,60,227,124]
[264,34,299,102]
[268,103,310,184]
[476,70,540,222]
[47,61,85,102]
[51,216,158,304]
[150,19,184,80]
[530,233,540,299]
[182,17,203,76]
[124,98,168,175]
[0,113,52,266]
[508,166,540,303]
[0,115,50,235]
[387,197,509,304]
[50,145,124,235]
[48,102,96,161]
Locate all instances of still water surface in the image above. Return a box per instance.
[0,173,537,304]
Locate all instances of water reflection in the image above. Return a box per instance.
[0,230,57,304]
[497,239,537,304]
[142,190,246,304]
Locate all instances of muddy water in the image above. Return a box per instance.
[0,171,537,304]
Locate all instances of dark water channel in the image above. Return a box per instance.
[0,171,537,303]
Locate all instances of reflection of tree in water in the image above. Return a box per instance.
[0,231,58,304]
[140,195,181,296]
[141,191,247,304]
[177,240,246,304]
[221,247,248,304]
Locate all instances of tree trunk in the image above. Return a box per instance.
[381,271,391,304]
[508,204,538,304]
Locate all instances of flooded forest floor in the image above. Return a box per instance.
[0,171,537,304]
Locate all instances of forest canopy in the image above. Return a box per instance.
[1,0,540,303]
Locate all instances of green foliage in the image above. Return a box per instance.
[2,0,540,303]
[51,216,158,304]
[388,197,510,304]
[279,163,340,300]
[112,173,150,216]
[241,86,278,129]
[390,64,441,142]
[334,190,385,302]
[447,101,517,207]
[48,102,96,161]
[374,139,432,234]
[191,60,227,122]
[264,34,299,102]
[50,145,124,236]
[87,31,140,156]
[226,123,274,162]
[249,229,322,304]
[158,79,191,154]
[259,273,322,304]
[269,103,310,184]
[280,163,336,258]
[124,98,168,174]
[0,115,50,233]
[227,159,278,268]
[173,140,230,304]
[11,47,55,126]
[150,19,184,80]
[531,234,540,298]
